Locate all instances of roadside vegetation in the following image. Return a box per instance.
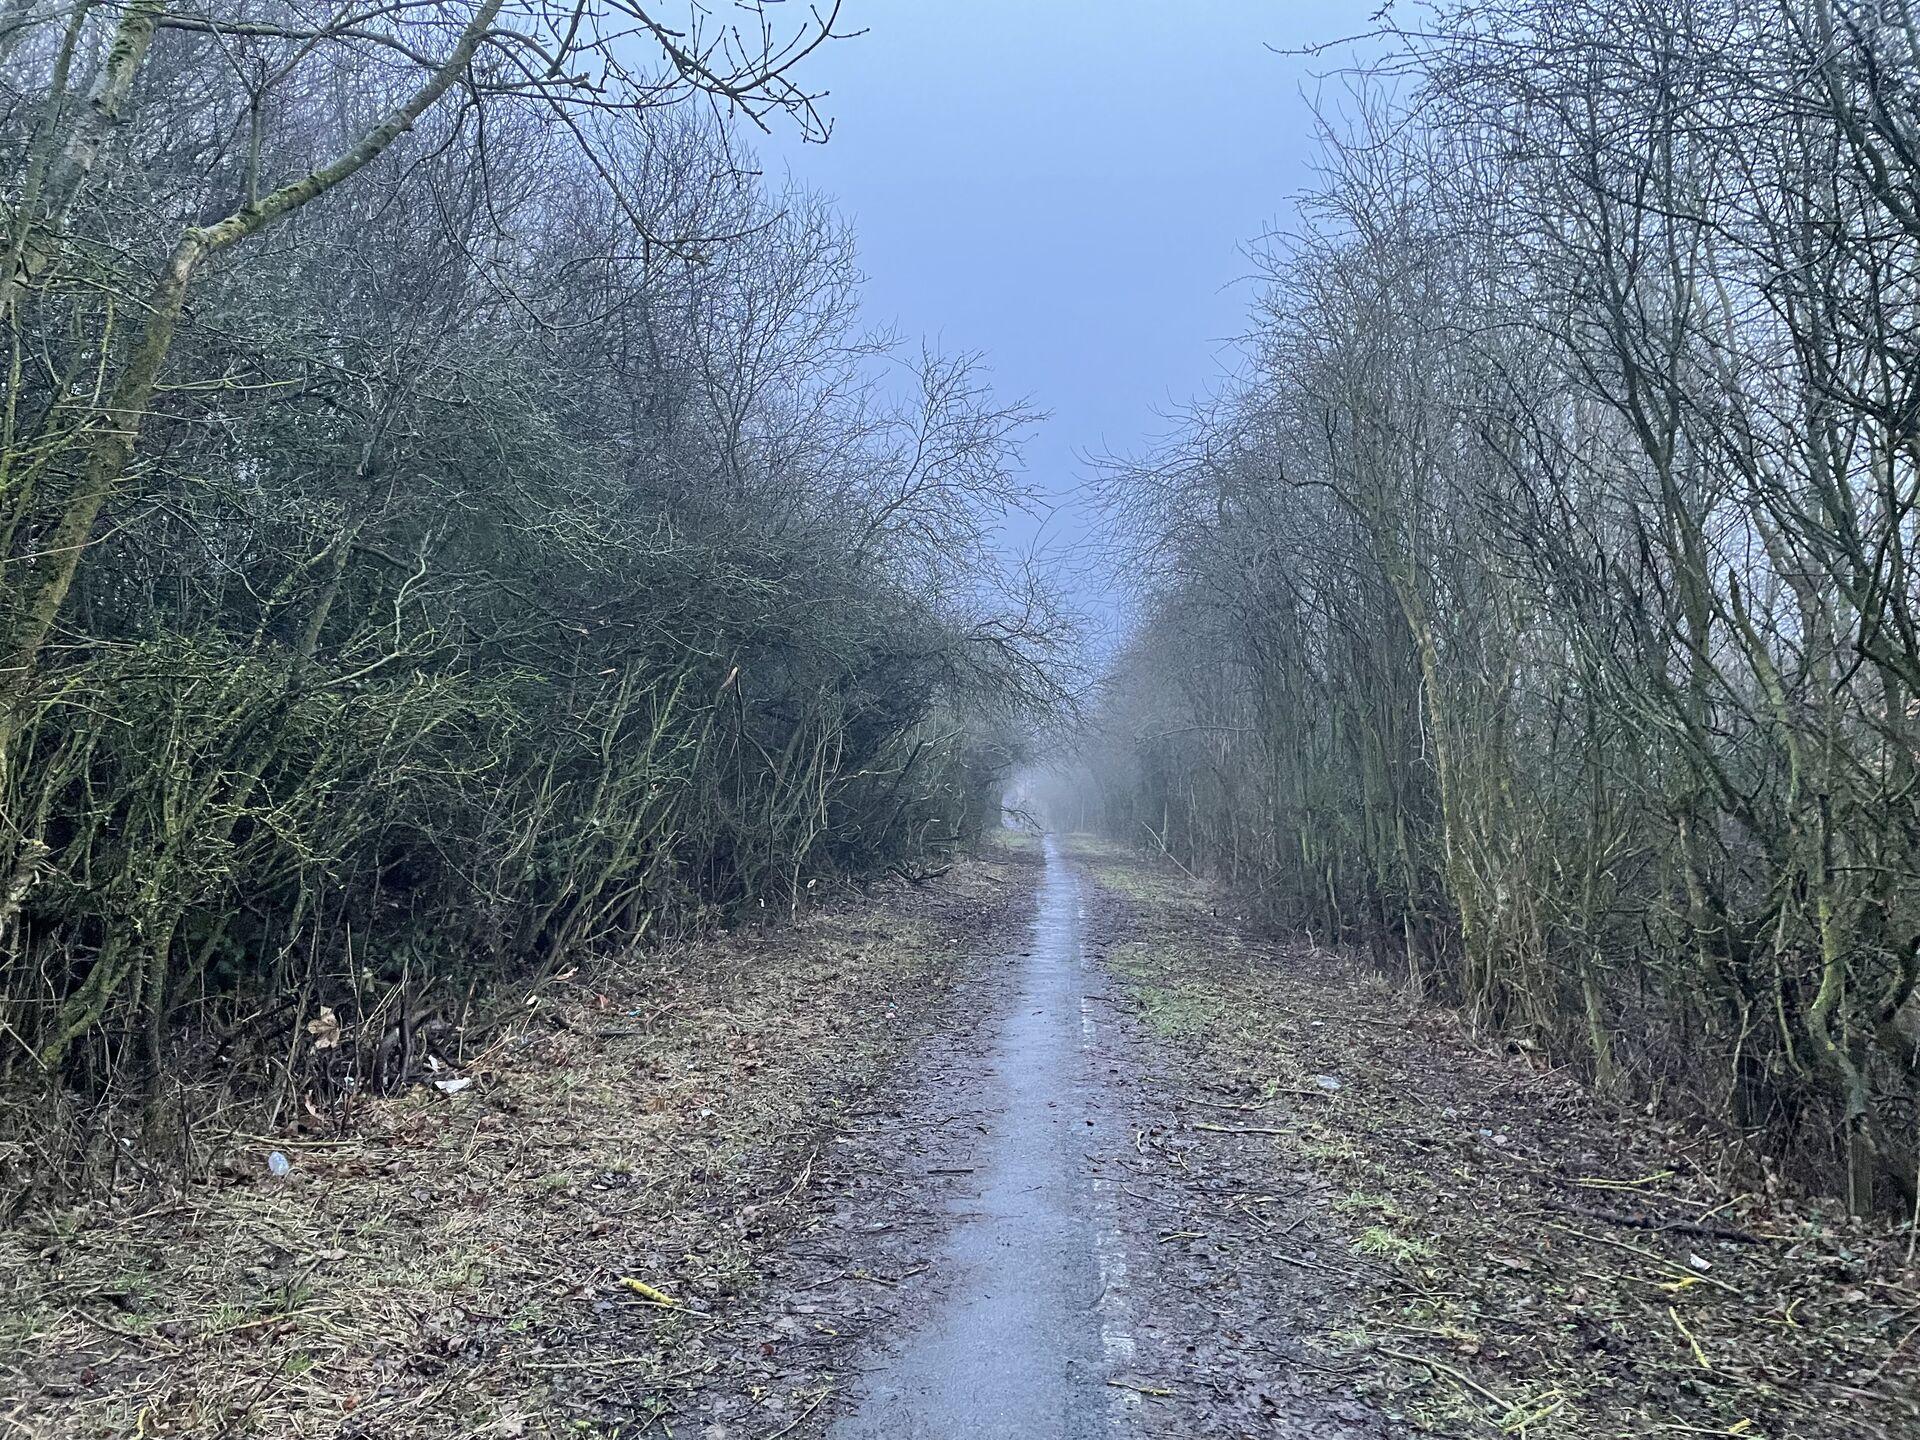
[1062,0,1920,1214]
[0,1,1065,1201]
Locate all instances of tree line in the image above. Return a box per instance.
[1069,0,1920,1212]
[0,0,1063,1191]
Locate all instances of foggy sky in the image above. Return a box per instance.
[755,0,1368,617]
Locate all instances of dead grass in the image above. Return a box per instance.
[0,857,1020,1438]
[1073,839,1920,1440]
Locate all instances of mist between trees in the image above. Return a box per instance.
[1049,1,1920,1214]
[0,0,1070,1198]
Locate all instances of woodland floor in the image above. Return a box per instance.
[2,836,1917,1439]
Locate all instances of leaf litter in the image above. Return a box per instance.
[0,857,1029,1438]
[1069,836,1920,1440]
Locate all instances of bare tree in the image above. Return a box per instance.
[1086,0,1920,1212]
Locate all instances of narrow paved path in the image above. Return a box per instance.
[830,836,1129,1439]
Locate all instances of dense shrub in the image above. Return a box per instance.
[0,2,1063,1190]
[1071,0,1920,1213]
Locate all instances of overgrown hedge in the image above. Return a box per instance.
[0,8,1059,1193]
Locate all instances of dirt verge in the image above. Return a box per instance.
[1070,836,1920,1440]
[0,846,1039,1439]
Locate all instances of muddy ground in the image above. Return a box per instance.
[0,850,1035,1438]
[1071,838,1920,1439]
[3,834,1916,1439]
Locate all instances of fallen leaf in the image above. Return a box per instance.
[620,1277,680,1306]
[306,1006,341,1051]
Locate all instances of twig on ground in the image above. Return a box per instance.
[1550,1199,1764,1246]
[1544,1223,1747,1297]
[1184,1094,1269,1113]
[763,1387,832,1439]
[1377,1345,1512,1412]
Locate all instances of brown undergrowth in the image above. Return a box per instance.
[1070,836,1920,1440]
[0,847,1035,1438]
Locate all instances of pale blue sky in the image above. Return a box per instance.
[755,0,1368,603]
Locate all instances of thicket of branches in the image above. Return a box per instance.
[0,0,1063,1190]
[1075,0,1920,1212]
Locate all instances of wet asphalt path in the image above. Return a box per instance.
[829,836,1133,1439]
